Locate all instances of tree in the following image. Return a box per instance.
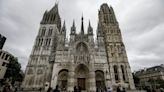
[132,73,140,88]
[4,56,23,85]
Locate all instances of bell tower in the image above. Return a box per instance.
[22,3,61,89]
[98,3,135,89]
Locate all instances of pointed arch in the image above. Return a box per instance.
[76,42,88,54]
[95,70,105,91]
[57,69,69,91]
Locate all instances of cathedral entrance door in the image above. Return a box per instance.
[75,64,89,91]
[78,78,85,90]
[95,70,105,91]
[57,69,68,91]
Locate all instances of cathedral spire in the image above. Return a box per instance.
[73,20,75,27]
[50,2,59,13]
[61,20,66,40]
[97,21,103,37]
[71,20,76,35]
[89,20,91,27]
[62,20,66,32]
[88,20,93,35]
[81,15,84,35]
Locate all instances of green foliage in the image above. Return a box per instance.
[4,56,23,84]
[132,73,140,85]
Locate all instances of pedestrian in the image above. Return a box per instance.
[104,86,107,92]
[160,88,164,92]
[117,86,121,92]
[122,88,126,92]
[39,88,42,92]
[152,88,155,92]
[47,87,52,92]
[2,84,12,92]
[14,87,18,92]
[146,87,151,92]
[107,87,112,92]
[99,87,102,92]
[53,85,60,92]
[63,87,66,92]
[78,86,81,92]
[96,88,99,92]
[74,86,77,92]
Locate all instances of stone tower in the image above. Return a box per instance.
[22,3,135,91]
[22,3,61,89]
[98,3,135,89]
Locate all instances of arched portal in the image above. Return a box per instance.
[57,69,68,91]
[75,64,89,90]
[95,70,105,91]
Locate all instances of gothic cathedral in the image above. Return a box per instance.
[22,3,135,92]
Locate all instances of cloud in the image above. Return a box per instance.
[0,0,164,71]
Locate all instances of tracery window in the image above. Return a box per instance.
[40,39,43,46]
[114,65,119,81]
[76,42,88,54]
[48,28,53,36]
[121,65,126,81]
[37,69,43,74]
[27,68,33,74]
[41,27,46,36]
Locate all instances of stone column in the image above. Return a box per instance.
[33,71,38,88]
[50,64,58,89]
[110,64,115,84]
[89,71,96,92]
[51,74,58,88]
[67,70,75,92]
[3,53,6,59]
[126,65,135,90]
[0,52,3,58]
[89,55,96,92]
[105,69,112,88]
[67,55,75,92]
[7,56,10,61]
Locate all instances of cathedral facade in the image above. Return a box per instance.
[22,3,135,92]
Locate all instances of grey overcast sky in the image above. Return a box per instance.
[0,0,164,71]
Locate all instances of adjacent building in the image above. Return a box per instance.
[22,3,135,91]
[0,34,9,80]
[134,64,164,88]
[0,34,6,49]
[0,50,13,80]
[0,34,15,81]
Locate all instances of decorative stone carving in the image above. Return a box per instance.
[37,69,43,74]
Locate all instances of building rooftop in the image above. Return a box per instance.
[135,64,164,76]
